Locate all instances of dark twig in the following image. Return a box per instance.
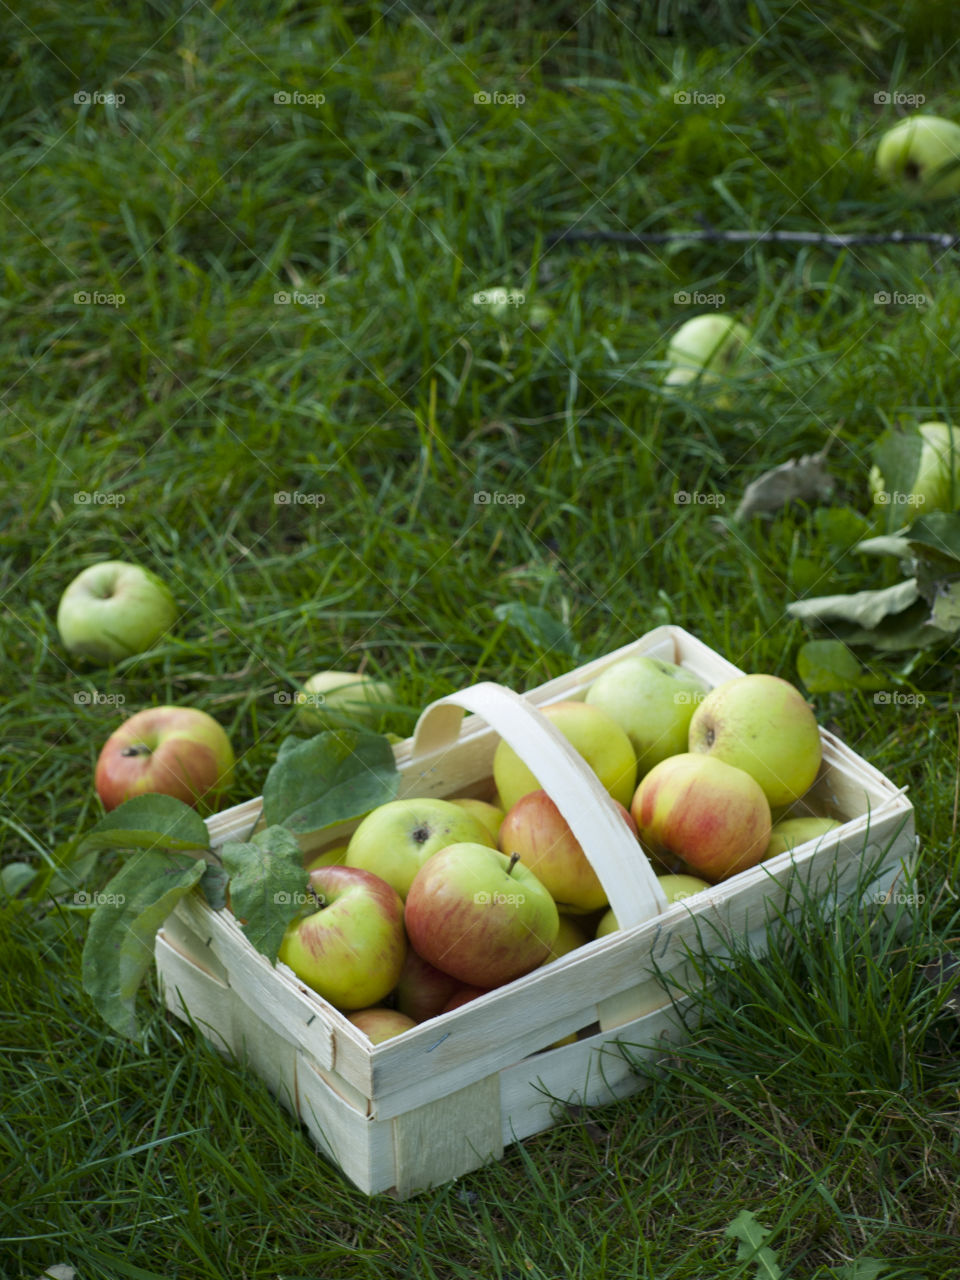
[545,227,960,252]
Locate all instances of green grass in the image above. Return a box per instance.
[3,1,960,1275]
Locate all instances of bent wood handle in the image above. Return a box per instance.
[410,681,667,928]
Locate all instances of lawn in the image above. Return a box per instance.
[3,1,960,1276]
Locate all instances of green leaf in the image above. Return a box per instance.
[81,851,207,1039]
[493,602,579,658]
[261,729,399,836]
[199,862,230,911]
[723,1210,783,1280]
[824,600,954,652]
[1,862,37,897]
[787,579,920,630]
[221,826,308,960]
[854,534,913,561]
[872,428,923,501]
[76,795,211,858]
[836,1260,888,1280]
[796,640,885,693]
[904,511,960,567]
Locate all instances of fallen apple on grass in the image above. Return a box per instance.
[277,865,406,1010]
[345,797,497,899]
[632,753,772,883]
[57,560,177,665]
[870,421,960,513]
[492,700,637,812]
[663,314,755,403]
[295,670,394,732]
[404,843,559,987]
[876,114,960,200]
[94,705,235,812]
[688,673,821,809]
[347,1008,417,1043]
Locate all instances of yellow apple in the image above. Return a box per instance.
[448,797,505,841]
[765,816,841,860]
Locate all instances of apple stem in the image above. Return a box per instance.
[120,743,152,758]
[506,851,521,876]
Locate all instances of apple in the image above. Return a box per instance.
[57,561,177,665]
[498,788,637,914]
[493,700,637,812]
[404,843,560,987]
[295,670,393,732]
[347,1008,417,1043]
[542,914,590,963]
[876,115,960,200]
[765,816,841,861]
[585,655,708,778]
[304,843,349,873]
[449,797,505,841]
[632,753,772,883]
[277,865,406,1010]
[395,947,462,1022]
[345,797,497,899]
[595,873,710,937]
[664,314,754,398]
[440,985,494,1013]
[94,705,234,812]
[870,421,960,513]
[688,673,822,808]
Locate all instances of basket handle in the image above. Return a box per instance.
[411,681,667,928]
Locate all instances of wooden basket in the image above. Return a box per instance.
[154,625,916,1197]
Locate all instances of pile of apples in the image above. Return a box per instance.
[280,656,840,1045]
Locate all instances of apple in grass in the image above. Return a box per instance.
[94,706,234,812]
[876,115,960,200]
[663,315,755,403]
[347,1008,417,1043]
[57,561,177,665]
[493,700,637,812]
[585,655,708,778]
[345,797,497,899]
[395,947,463,1022]
[277,865,406,1010]
[870,422,960,513]
[295,670,394,732]
[632,753,771,883]
[498,788,638,914]
[404,843,559,987]
[688,673,822,809]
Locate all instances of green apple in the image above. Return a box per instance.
[449,797,505,841]
[542,914,590,963]
[295,670,393,732]
[345,797,497,899]
[876,115,960,200]
[632,753,772,883]
[585,655,708,778]
[664,314,754,400]
[304,842,349,873]
[404,843,560,987]
[765,816,841,860]
[595,872,710,937]
[688,674,822,809]
[870,421,960,513]
[277,864,406,1010]
[493,700,637,812]
[57,560,177,665]
[347,1008,417,1043]
[94,705,234,812]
